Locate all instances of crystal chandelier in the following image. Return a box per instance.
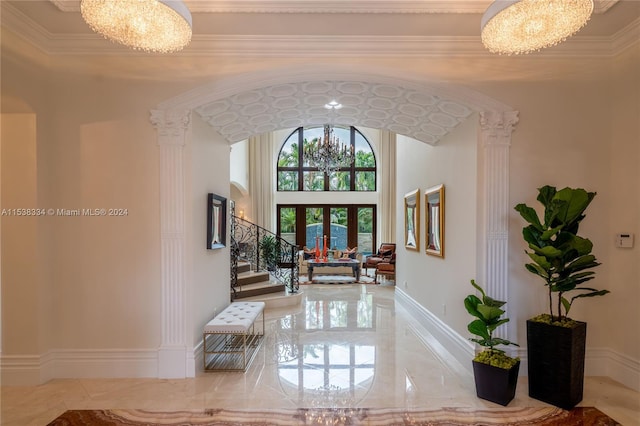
[304,125,354,175]
[481,0,593,55]
[81,0,192,53]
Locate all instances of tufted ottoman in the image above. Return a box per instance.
[203,301,265,371]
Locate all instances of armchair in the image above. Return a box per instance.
[363,243,396,275]
[375,253,396,283]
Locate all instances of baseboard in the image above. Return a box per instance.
[1,349,158,386]
[395,287,475,374]
[395,288,640,393]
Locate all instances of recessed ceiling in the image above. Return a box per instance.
[195,80,473,144]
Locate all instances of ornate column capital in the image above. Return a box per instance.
[150,109,191,145]
[479,110,519,146]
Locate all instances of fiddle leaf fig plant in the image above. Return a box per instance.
[514,185,609,323]
[464,280,519,369]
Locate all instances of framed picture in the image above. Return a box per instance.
[425,184,445,258]
[207,193,227,250]
[404,189,420,251]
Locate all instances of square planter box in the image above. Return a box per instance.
[527,319,587,410]
[472,360,520,406]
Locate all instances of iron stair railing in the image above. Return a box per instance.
[230,214,299,299]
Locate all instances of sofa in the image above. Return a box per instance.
[298,249,362,276]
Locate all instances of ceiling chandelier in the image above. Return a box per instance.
[481,0,594,55]
[80,0,193,53]
[304,125,354,175]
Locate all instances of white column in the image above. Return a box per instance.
[478,110,519,339]
[150,109,192,378]
[379,129,397,244]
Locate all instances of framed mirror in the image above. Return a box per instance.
[425,184,444,258]
[404,189,420,251]
[207,193,227,250]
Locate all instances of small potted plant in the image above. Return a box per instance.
[515,185,609,409]
[464,279,520,406]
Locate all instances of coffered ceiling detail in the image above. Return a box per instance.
[194,80,474,144]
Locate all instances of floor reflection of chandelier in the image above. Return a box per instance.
[305,125,354,175]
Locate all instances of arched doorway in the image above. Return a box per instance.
[151,65,518,378]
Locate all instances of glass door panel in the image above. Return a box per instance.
[306,207,324,249]
[357,207,374,256]
[330,207,348,250]
[279,207,296,245]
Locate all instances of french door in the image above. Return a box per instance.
[277,204,376,256]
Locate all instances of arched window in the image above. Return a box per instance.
[277,126,376,192]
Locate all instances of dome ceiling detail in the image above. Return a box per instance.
[194,80,474,144]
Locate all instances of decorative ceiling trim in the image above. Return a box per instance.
[50,0,618,14]
[4,3,634,58]
[193,80,475,144]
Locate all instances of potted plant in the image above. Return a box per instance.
[514,185,609,409]
[258,235,280,271]
[464,279,520,406]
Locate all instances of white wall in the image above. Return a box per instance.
[395,115,478,340]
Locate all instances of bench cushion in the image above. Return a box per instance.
[203,301,265,334]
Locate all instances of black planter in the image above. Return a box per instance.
[472,359,520,406]
[527,319,587,410]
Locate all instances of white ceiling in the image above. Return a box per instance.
[2,0,638,144]
[2,0,638,56]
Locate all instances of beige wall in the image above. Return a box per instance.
[1,28,638,387]
[188,114,232,348]
[395,116,478,339]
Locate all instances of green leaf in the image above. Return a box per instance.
[522,226,543,246]
[487,318,509,332]
[477,304,504,322]
[514,204,543,230]
[537,185,557,208]
[464,295,482,318]
[468,319,490,340]
[527,252,551,270]
[570,290,610,302]
[531,244,563,258]
[554,187,595,226]
[525,263,549,279]
[561,296,571,314]
[470,280,486,299]
[541,225,563,241]
[489,337,519,347]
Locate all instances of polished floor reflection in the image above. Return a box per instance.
[2,285,639,426]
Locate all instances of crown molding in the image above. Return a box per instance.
[611,16,640,55]
[4,2,634,58]
[50,0,617,14]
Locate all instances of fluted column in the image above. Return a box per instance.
[478,110,519,339]
[150,109,191,378]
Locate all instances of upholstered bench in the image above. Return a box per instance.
[203,301,265,372]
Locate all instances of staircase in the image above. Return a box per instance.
[230,215,300,301]
[233,261,285,299]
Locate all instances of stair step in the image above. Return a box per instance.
[237,270,270,286]
[233,280,286,299]
[242,289,304,309]
[237,261,251,274]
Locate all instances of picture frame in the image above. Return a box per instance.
[425,184,445,258]
[207,193,227,250]
[404,189,420,251]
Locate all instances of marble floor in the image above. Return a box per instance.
[2,284,639,426]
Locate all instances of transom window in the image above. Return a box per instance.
[277,126,376,192]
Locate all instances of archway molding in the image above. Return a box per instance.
[151,63,518,378]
